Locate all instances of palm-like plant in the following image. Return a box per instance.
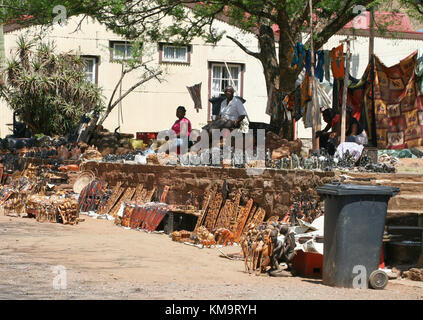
[0,37,104,136]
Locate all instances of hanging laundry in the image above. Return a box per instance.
[330,44,345,79]
[301,73,312,106]
[315,51,325,82]
[304,100,313,128]
[305,50,311,74]
[324,50,331,82]
[187,82,202,112]
[293,86,303,121]
[291,42,306,71]
[305,50,325,82]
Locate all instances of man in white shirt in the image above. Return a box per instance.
[203,86,247,132]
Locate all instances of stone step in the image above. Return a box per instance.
[341,179,423,195]
[373,180,423,194]
[388,194,423,212]
[387,209,423,220]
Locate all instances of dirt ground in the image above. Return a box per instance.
[1,214,422,300]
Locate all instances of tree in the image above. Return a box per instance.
[0,0,381,127]
[0,36,104,136]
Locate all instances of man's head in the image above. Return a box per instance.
[224,86,235,101]
[322,108,333,124]
[176,106,186,119]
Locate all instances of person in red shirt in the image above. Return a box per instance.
[171,106,192,153]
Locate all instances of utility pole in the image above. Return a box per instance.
[309,0,320,151]
[340,36,356,144]
[369,8,377,147]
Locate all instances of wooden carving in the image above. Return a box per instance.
[97,181,123,215]
[204,192,222,231]
[233,199,254,242]
[110,187,136,218]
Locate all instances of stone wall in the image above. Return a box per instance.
[80,162,337,218]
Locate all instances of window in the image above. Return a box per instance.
[210,63,243,98]
[159,43,190,64]
[110,41,133,61]
[82,56,98,84]
[208,62,244,121]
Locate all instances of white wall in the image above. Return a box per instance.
[0,16,269,138]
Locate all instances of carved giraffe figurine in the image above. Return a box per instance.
[258,232,273,275]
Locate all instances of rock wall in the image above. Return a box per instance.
[80,162,336,218]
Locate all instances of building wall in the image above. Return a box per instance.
[0,16,269,138]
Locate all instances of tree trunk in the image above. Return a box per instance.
[256,24,300,139]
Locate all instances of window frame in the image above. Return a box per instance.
[109,41,133,62]
[208,62,244,121]
[159,43,191,65]
[81,55,99,85]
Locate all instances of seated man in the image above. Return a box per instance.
[203,86,247,133]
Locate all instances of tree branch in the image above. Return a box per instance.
[226,35,260,59]
[109,71,163,110]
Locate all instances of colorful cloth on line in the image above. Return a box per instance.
[305,50,325,82]
[330,44,345,79]
[369,53,423,149]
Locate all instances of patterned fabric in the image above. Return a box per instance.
[330,44,345,79]
[370,53,423,149]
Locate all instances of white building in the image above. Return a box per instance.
[1,11,423,141]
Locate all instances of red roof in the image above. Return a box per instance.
[344,11,415,33]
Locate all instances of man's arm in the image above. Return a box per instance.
[233,115,246,128]
[234,98,247,127]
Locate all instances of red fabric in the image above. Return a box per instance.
[171,117,192,136]
[331,114,341,127]
[330,45,345,79]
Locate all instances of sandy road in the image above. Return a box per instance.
[0,214,422,300]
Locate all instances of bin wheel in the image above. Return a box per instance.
[369,270,388,290]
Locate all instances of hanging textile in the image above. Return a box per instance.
[187,82,202,112]
[315,51,325,82]
[324,50,331,82]
[330,44,345,79]
[291,43,306,71]
[305,50,325,82]
[304,100,313,128]
[369,53,423,149]
[334,74,367,121]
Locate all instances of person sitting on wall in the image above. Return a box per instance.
[316,108,337,155]
[202,86,247,133]
[170,106,192,154]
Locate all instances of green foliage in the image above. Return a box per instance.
[0,36,104,136]
[0,0,395,97]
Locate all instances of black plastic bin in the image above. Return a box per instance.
[317,183,399,289]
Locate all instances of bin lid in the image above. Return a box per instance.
[316,183,400,197]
